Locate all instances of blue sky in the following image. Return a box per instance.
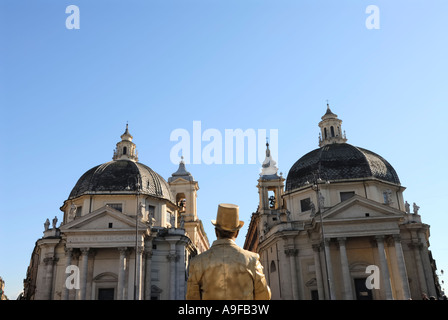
[1,0,447,299]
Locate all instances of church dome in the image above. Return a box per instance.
[286,142,400,192]
[68,124,175,203]
[68,160,175,202]
[285,104,400,192]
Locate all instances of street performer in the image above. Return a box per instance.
[186,203,271,300]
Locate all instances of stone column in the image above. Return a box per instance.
[178,245,187,298]
[337,237,353,300]
[63,248,73,300]
[285,248,299,300]
[393,235,411,300]
[418,234,437,298]
[167,242,179,300]
[135,246,144,300]
[410,241,428,297]
[375,236,393,300]
[312,244,324,300]
[324,238,336,300]
[79,247,89,300]
[43,256,57,300]
[144,248,153,300]
[117,247,127,300]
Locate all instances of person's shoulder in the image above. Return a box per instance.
[233,244,260,260]
[190,246,216,265]
[191,249,210,262]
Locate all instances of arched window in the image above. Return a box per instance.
[270,261,277,273]
[324,128,328,139]
[330,126,335,137]
[176,193,187,212]
[123,146,127,155]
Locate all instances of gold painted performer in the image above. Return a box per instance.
[186,203,271,300]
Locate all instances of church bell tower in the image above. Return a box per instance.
[257,143,286,236]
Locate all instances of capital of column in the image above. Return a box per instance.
[65,247,73,256]
[284,248,298,257]
[408,240,423,250]
[167,252,179,262]
[118,247,128,256]
[80,247,90,255]
[312,243,322,252]
[43,257,58,265]
[144,248,153,259]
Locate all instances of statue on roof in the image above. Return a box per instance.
[260,142,278,176]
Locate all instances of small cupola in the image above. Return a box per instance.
[318,103,347,147]
[113,124,139,161]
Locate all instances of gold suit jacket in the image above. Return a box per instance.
[186,239,271,300]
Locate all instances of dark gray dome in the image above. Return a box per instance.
[69,160,175,203]
[286,143,400,192]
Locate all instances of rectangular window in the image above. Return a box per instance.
[300,198,311,212]
[76,206,82,217]
[106,203,122,212]
[148,205,155,218]
[340,191,355,202]
[166,211,172,226]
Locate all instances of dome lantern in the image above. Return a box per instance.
[318,103,347,147]
[113,123,139,162]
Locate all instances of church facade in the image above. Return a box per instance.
[23,106,442,300]
[244,105,441,300]
[23,125,209,300]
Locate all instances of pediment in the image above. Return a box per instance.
[169,177,191,184]
[315,196,404,238]
[60,205,145,232]
[322,195,404,221]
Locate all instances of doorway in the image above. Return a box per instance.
[354,278,373,300]
[98,288,115,300]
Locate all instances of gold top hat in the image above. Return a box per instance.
[211,203,244,232]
